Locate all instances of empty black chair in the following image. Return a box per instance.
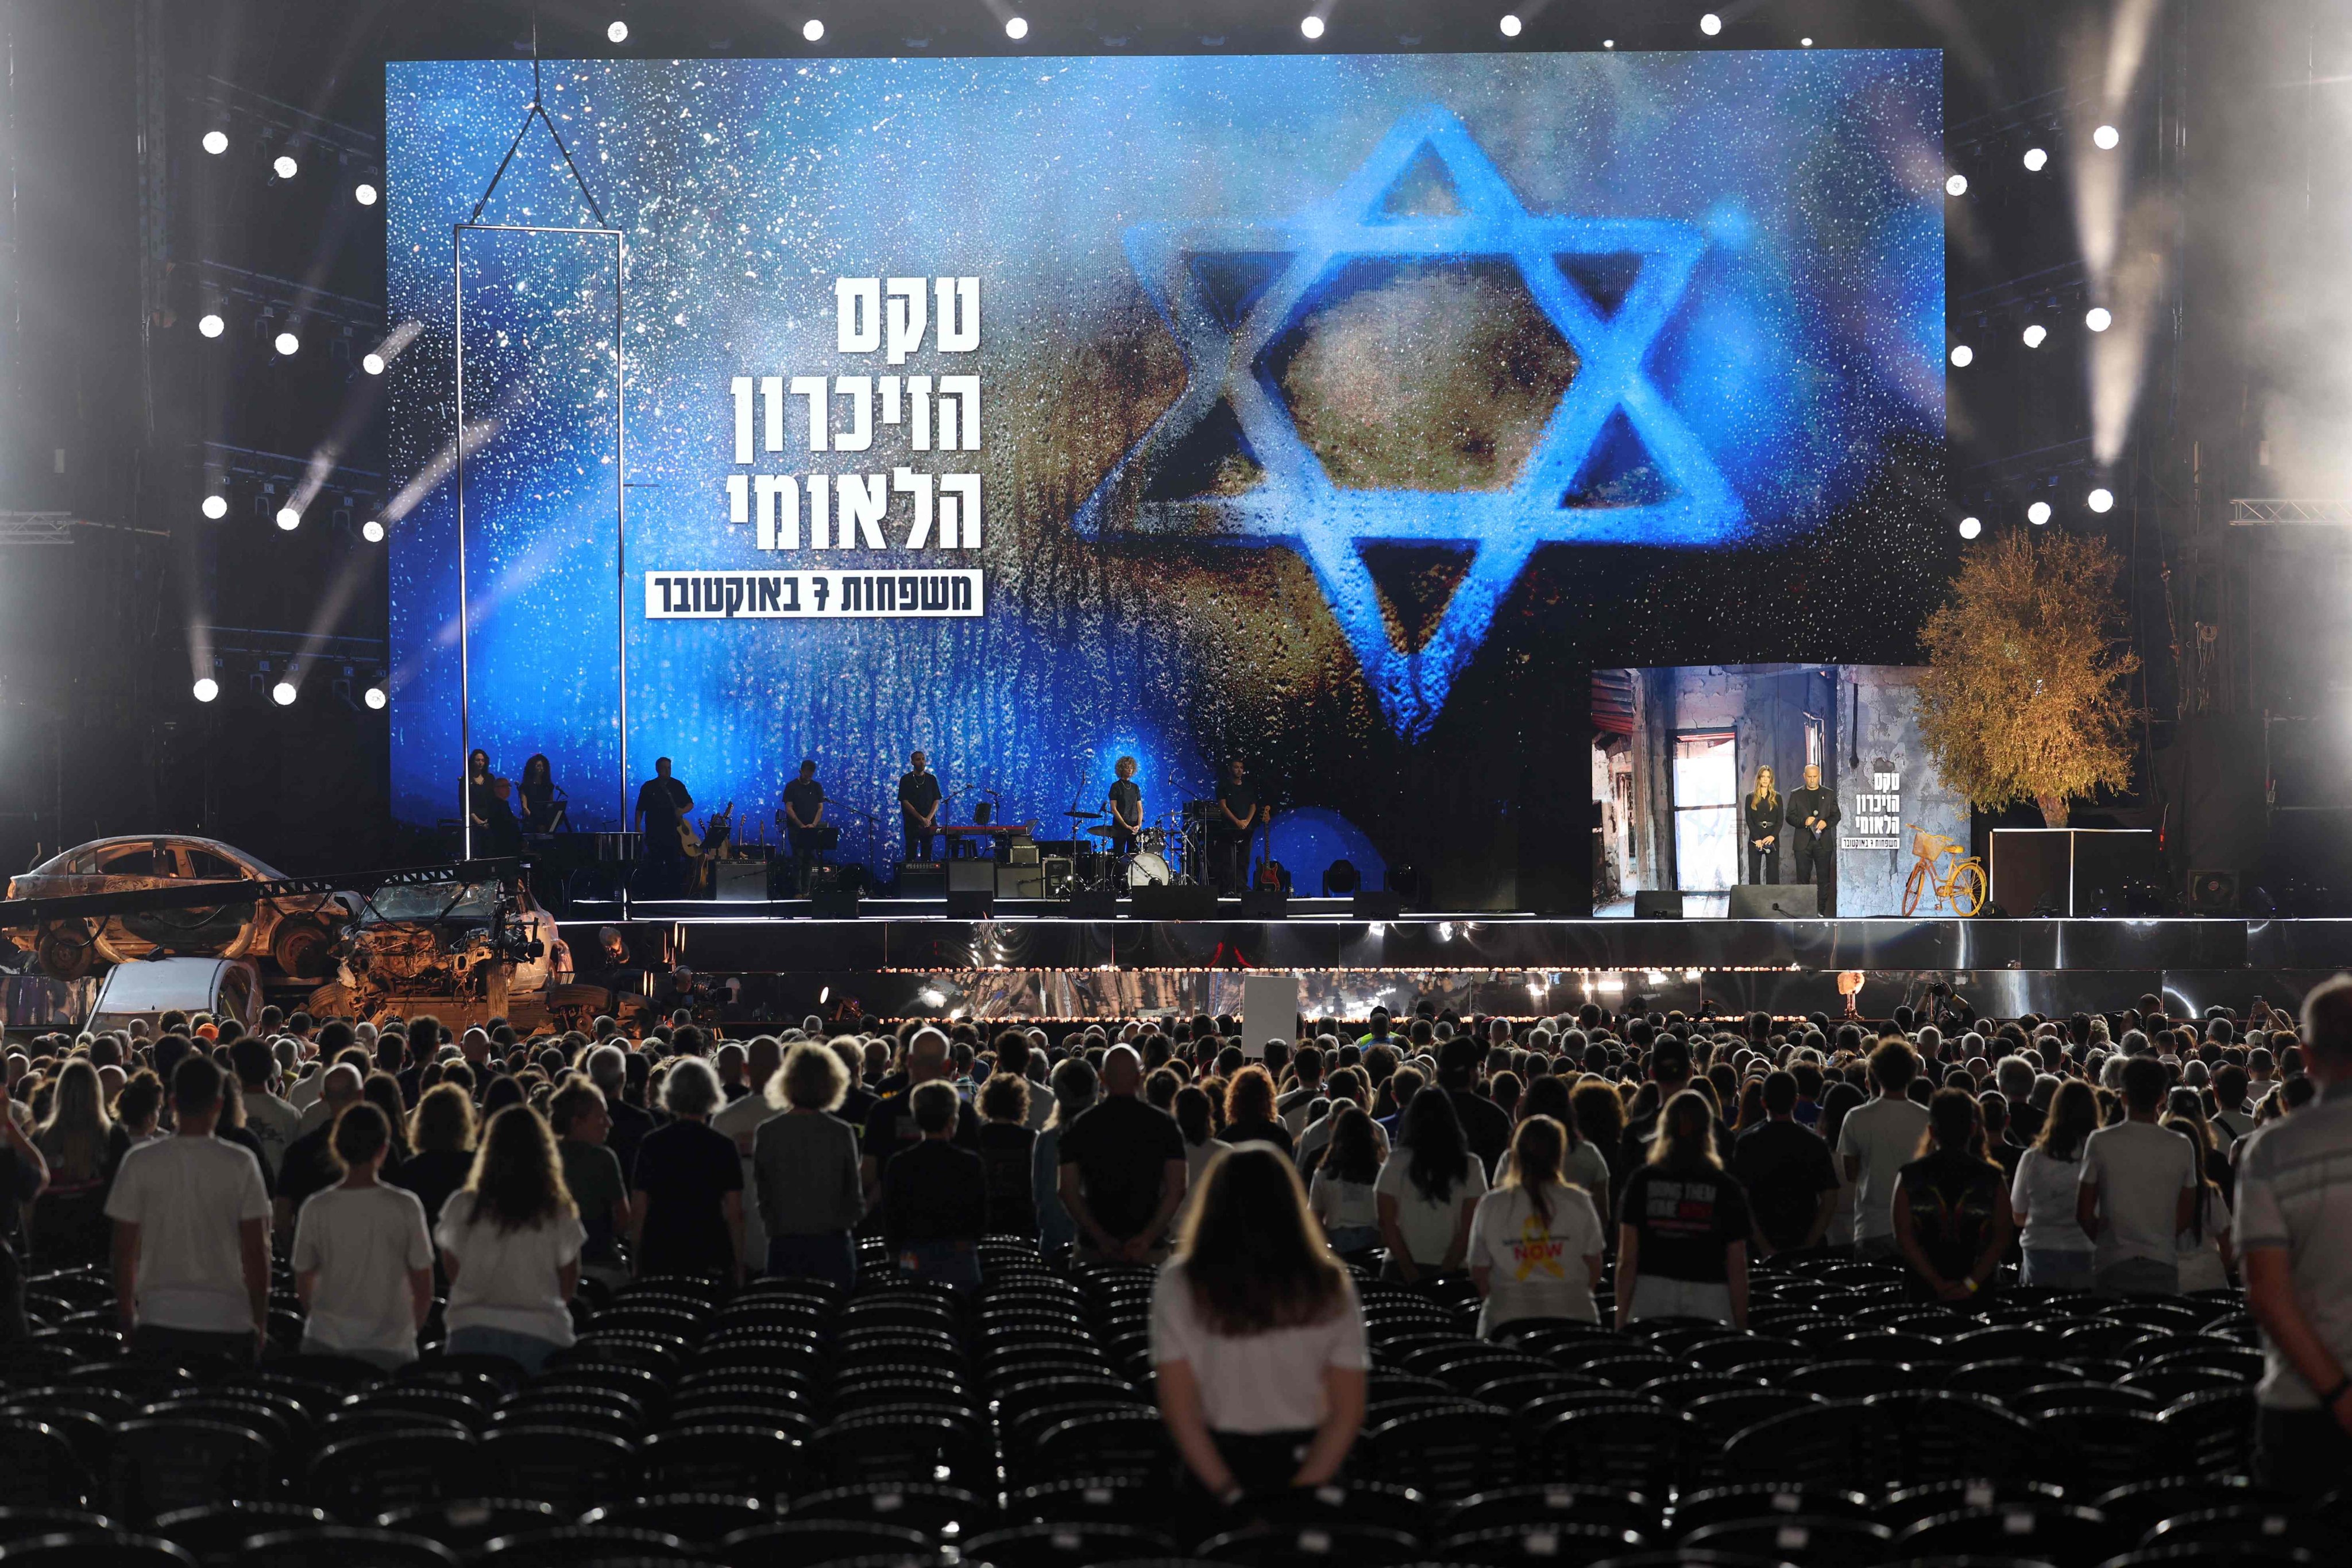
[1530,1407,1699,1499]
[635,1426,802,1501]
[1360,1406,1508,1500]
[0,1422,94,1508]
[1718,1402,1866,1489]
[0,1534,198,1568]
[965,1524,1184,1568]
[1025,1411,1170,1485]
[1682,1390,1826,1446]
[148,1503,327,1563]
[1785,1360,1924,1400]
[1195,1523,1420,1568]
[1943,1359,2084,1403]
[813,1412,991,1490]
[1007,1479,1171,1528]
[1668,1485,1874,1536]
[234,1528,459,1568]
[2143,1507,2351,1558]
[0,1509,118,1544]
[1677,1516,1893,1568]
[477,1525,698,1568]
[2034,1407,2168,1492]
[584,1497,781,1544]
[370,1501,565,1552]
[1878,1479,2068,1532]
[1893,1504,2114,1565]
[107,1419,277,1521]
[787,1485,991,1540]
[1434,1524,1647,1568]
[309,1430,478,1519]
[716,1519,930,1568]
[1445,1484,1660,1539]
[1248,1482,1429,1540]
[2092,1548,2315,1568]
[2158,1389,2258,1477]
[477,1427,636,1513]
[1864,1392,2041,1489]
[2089,1480,2291,1543]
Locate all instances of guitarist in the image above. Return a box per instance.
[633,756,696,897]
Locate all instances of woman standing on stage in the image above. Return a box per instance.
[1744,766,1783,885]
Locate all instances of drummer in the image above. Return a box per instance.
[1105,755,1143,860]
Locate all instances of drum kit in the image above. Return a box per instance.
[1051,806,1204,893]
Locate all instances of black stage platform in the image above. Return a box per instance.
[561,906,2352,1023]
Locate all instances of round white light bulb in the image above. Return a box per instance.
[192,677,219,703]
[2022,323,2048,348]
[198,312,225,338]
[802,18,824,41]
[1500,14,1522,37]
[607,20,628,43]
[202,495,229,520]
[364,686,388,710]
[2087,487,2115,513]
[2027,500,2052,525]
[1945,173,1968,196]
[1700,13,1723,36]
[362,352,385,376]
[2023,146,2049,172]
[354,182,379,206]
[1300,14,1324,39]
[273,154,298,179]
[2093,123,2121,150]
[2085,306,2113,333]
[272,681,298,706]
[1005,16,1028,40]
[274,330,300,356]
[276,507,301,531]
[1959,516,1982,539]
[1949,344,1973,368]
[202,130,229,156]
[362,519,386,543]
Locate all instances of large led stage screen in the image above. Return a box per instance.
[387,51,1943,904]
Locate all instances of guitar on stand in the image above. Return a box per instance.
[1251,797,1288,895]
[683,802,735,896]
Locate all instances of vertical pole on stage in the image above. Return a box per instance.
[616,232,629,847]
[454,222,472,864]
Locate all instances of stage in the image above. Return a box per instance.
[561,906,2352,1024]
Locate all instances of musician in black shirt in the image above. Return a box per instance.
[782,760,827,894]
[1106,756,1143,858]
[634,757,695,898]
[1212,759,1264,895]
[898,751,943,863]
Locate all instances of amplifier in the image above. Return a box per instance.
[997,864,1046,898]
[714,862,770,902]
[897,862,947,897]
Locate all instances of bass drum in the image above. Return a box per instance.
[1125,850,1172,889]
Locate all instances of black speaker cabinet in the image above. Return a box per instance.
[1632,890,1685,919]
[1729,884,1818,918]
[1065,889,1118,919]
[947,859,997,894]
[1351,890,1404,920]
[812,889,860,918]
[1132,885,1218,920]
[947,889,995,919]
[1240,890,1289,919]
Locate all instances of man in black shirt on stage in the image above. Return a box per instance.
[1212,759,1264,895]
[1786,762,1841,916]
[1106,756,1143,858]
[898,751,943,864]
[633,757,694,898]
[782,760,827,894]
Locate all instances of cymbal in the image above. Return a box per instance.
[1064,810,1103,819]
[1084,824,1123,836]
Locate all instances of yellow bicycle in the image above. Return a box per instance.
[1902,825,1986,917]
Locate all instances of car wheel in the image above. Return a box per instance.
[271,916,341,981]
[34,919,97,981]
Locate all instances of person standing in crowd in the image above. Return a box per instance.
[754,1041,866,1289]
[1469,1115,1605,1335]
[862,1028,979,1208]
[2077,1055,2199,1295]
[1838,1040,1931,1258]
[976,1071,1038,1237]
[1437,1037,1513,1176]
[1172,1085,1229,1231]
[1615,1090,1751,1328]
[1732,1068,1840,1256]
[589,1045,654,1177]
[105,1057,269,1364]
[883,1081,988,1288]
[2238,974,2352,1491]
[1220,1065,1295,1155]
[713,1037,783,1272]
[549,1079,632,1286]
[2010,1079,2100,1290]
[434,1104,584,1374]
[0,1075,48,1338]
[1151,1145,1368,1505]
[393,1084,478,1233]
[1376,1088,1486,1284]
[629,1058,746,1280]
[291,1103,434,1367]
[229,1037,301,1179]
[2166,1103,2235,1292]
[1891,1089,2013,1304]
[1035,1057,1097,1258]
[1307,1104,1382,1266]
[28,1059,112,1268]
[1059,1046,1188,1264]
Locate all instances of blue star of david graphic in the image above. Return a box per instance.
[1074,104,1744,738]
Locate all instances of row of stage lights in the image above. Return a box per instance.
[191,670,387,709]
[198,129,378,206]
[198,489,386,542]
[602,13,1812,47]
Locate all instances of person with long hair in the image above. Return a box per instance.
[2010,1079,2099,1290]
[466,748,523,856]
[434,1104,583,1374]
[517,753,567,835]
[1572,1080,1628,1192]
[1890,1088,2013,1305]
[1375,1087,1486,1283]
[1508,1076,1611,1223]
[1172,1085,1229,1233]
[2163,1103,2234,1293]
[1613,1090,1751,1328]
[393,1083,478,1233]
[1221,1064,1294,1155]
[1033,1056,1096,1258]
[1744,765,1784,886]
[1151,1145,1368,1505]
[1470,1115,1605,1335]
[1817,1079,1867,1248]
[291,1104,434,1368]
[29,1059,115,1266]
[1307,1105,1383,1265]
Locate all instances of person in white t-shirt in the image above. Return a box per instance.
[1376,1088,1487,1281]
[229,1037,302,1178]
[1151,1144,1367,1505]
[1837,1041,1932,1258]
[1469,1115,1604,1337]
[2077,1056,2198,1295]
[292,1103,434,1366]
[105,1056,272,1365]
[1307,1105,1383,1264]
[434,1104,586,1374]
[2009,1079,2099,1291]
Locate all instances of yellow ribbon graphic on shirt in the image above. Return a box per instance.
[1511,1214,1567,1281]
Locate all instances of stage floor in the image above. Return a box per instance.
[563,907,2352,1022]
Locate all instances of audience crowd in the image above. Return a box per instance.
[3,975,2350,1541]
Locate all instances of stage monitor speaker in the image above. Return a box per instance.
[812,889,860,918]
[1241,889,1289,919]
[1065,889,1117,919]
[1729,884,1818,918]
[1633,891,1685,919]
[1352,890,1404,920]
[897,862,946,897]
[947,889,995,919]
[714,861,769,902]
[1132,885,1218,920]
[995,864,1045,899]
[2188,868,2240,914]
[948,859,997,894]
